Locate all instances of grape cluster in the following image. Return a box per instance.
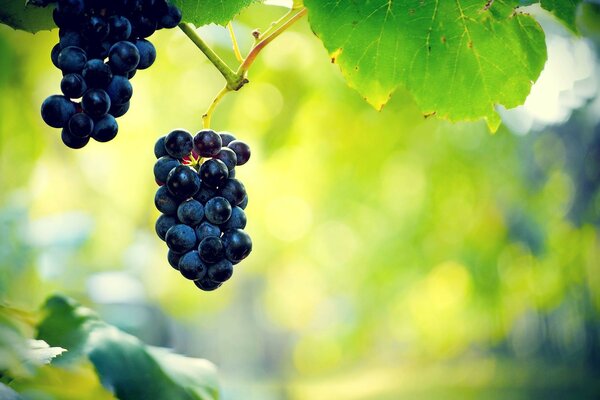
[40,0,182,149]
[154,129,252,291]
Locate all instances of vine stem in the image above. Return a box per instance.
[178,23,242,89]
[238,7,307,75]
[179,7,307,127]
[203,86,231,128]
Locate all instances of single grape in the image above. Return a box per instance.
[218,178,246,206]
[207,259,234,283]
[219,131,237,146]
[199,159,229,189]
[166,165,201,199]
[213,147,237,171]
[59,30,83,49]
[204,196,232,225]
[194,276,222,291]
[221,206,246,230]
[194,182,218,204]
[82,89,111,118]
[154,136,167,158]
[177,199,204,226]
[179,251,208,280]
[106,75,133,105]
[155,214,178,241]
[109,101,130,118]
[85,15,110,41]
[154,185,179,215]
[159,4,182,28]
[154,156,180,184]
[134,39,157,69]
[82,59,113,88]
[167,249,182,270]
[61,127,90,149]
[165,224,197,253]
[58,46,87,73]
[91,114,118,142]
[222,229,252,264]
[228,140,251,165]
[195,221,221,242]
[68,113,94,137]
[239,195,248,210]
[108,15,132,42]
[193,129,222,157]
[41,95,77,128]
[51,44,61,68]
[108,41,140,73]
[60,73,87,98]
[131,14,157,38]
[198,236,224,264]
[164,129,193,159]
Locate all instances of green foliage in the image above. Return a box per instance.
[174,0,259,26]
[0,0,585,130]
[0,383,22,400]
[304,0,547,131]
[0,0,55,33]
[0,307,35,378]
[10,363,117,400]
[540,0,583,33]
[37,296,220,400]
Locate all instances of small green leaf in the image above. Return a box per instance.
[37,295,220,400]
[0,0,55,33]
[174,0,259,26]
[540,0,582,33]
[305,0,547,131]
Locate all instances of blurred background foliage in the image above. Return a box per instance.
[1,3,600,399]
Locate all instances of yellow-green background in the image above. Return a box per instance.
[1,4,599,399]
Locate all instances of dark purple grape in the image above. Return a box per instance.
[193,129,222,157]
[166,165,201,199]
[199,159,228,189]
[228,140,251,165]
[222,229,252,264]
[68,113,94,137]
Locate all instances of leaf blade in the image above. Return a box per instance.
[305,0,547,131]
[0,0,55,33]
[37,295,220,400]
[540,0,582,33]
[174,0,259,26]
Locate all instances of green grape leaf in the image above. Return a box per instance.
[37,296,220,400]
[540,0,582,33]
[304,0,547,131]
[0,0,55,33]
[174,0,259,26]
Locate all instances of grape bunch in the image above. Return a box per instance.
[153,129,252,291]
[40,0,182,149]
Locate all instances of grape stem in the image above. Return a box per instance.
[178,6,307,128]
[228,22,244,63]
[202,86,230,128]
